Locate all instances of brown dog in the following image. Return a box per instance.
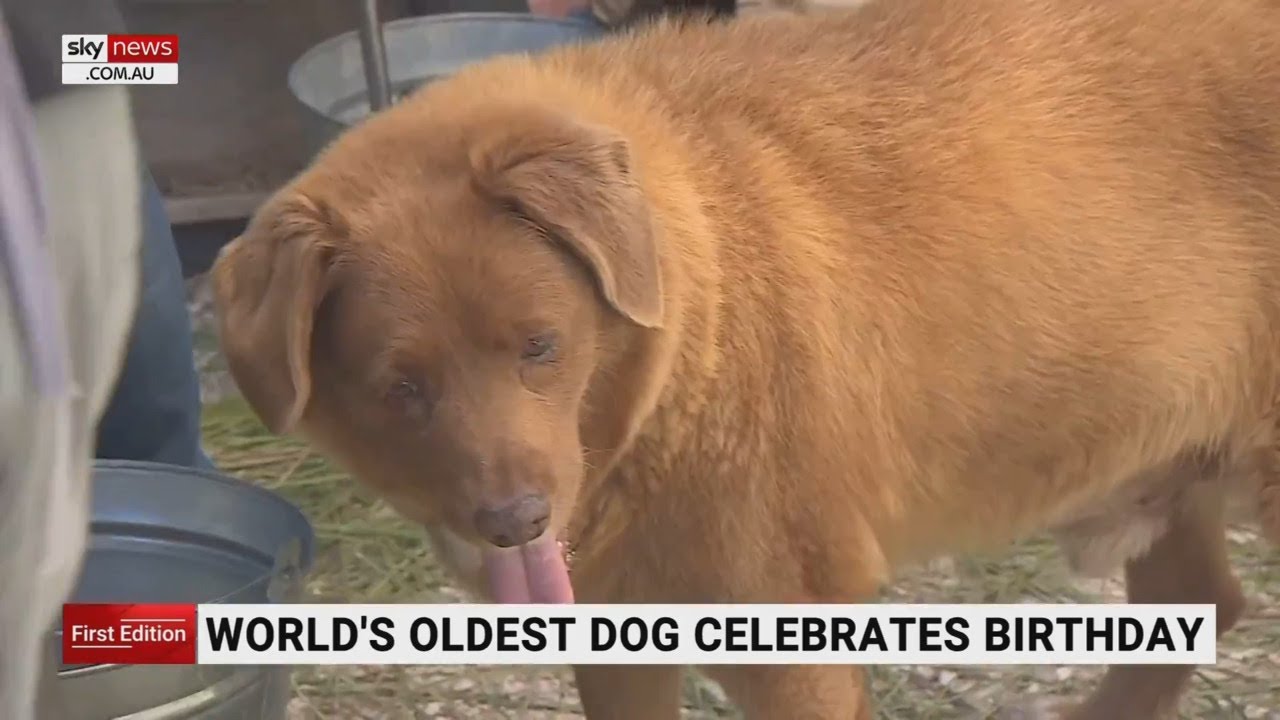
[212,0,1280,716]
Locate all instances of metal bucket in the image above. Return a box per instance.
[41,460,315,720]
[287,12,607,155]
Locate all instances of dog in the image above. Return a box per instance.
[211,0,1280,716]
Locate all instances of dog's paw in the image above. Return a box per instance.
[994,698,1067,720]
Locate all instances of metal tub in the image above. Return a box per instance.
[42,460,314,720]
[288,12,606,155]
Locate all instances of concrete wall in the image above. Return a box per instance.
[121,0,418,215]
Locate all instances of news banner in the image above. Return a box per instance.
[61,603,1215,666]
[61,34,179,85]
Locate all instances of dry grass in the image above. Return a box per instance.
[199,398,1279,719]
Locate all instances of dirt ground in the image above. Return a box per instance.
[187,278,1279,720]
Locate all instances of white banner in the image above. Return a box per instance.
[194,603,1216,666]
[61,63,178,85]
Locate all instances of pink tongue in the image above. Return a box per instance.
[482,534,575,604]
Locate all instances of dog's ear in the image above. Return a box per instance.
[211,194,336,434]
[469,111,664,329]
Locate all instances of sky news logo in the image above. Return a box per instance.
[61,34,179,85]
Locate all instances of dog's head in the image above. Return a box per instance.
[211,101,665,602]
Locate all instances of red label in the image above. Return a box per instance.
[105,34,179,63]
[62,603,197,665]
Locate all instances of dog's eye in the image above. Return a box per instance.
[385,379,421,404]
[520,332,558,363]
[384,377,436,422]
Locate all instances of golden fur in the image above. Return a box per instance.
[212,0,1280,716]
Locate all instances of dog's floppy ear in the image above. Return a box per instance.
[211,194,336,434]
[470,111,664,328]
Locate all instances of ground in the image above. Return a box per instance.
[189,277,1279,719]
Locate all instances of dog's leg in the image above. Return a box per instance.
[1253,428,1280,545]
[575,665,682,720]
[1061,483,1246,720]
[709,665,872,720]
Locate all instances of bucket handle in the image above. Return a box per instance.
[265,537,305,604]
[356,0,393,111]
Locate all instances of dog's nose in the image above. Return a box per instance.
[473,494,551,548]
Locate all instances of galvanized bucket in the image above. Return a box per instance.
[287,12,607,155]
[41,460,315,720]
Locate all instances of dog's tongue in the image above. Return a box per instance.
[482,534,575,604]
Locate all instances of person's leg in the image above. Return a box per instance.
[1,0,211,471]
[0,48,142,718]
[93,170,214,470]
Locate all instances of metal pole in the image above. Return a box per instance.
[357,0,393,112]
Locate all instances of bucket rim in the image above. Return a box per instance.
[287,11,605,119]
[49,459,317,670]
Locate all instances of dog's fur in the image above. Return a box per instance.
[212,0,1280,716]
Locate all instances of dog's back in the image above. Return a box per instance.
[480,0,1280,551]
[368,0,1280,565]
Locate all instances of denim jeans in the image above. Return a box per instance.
[93,170,214,470]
